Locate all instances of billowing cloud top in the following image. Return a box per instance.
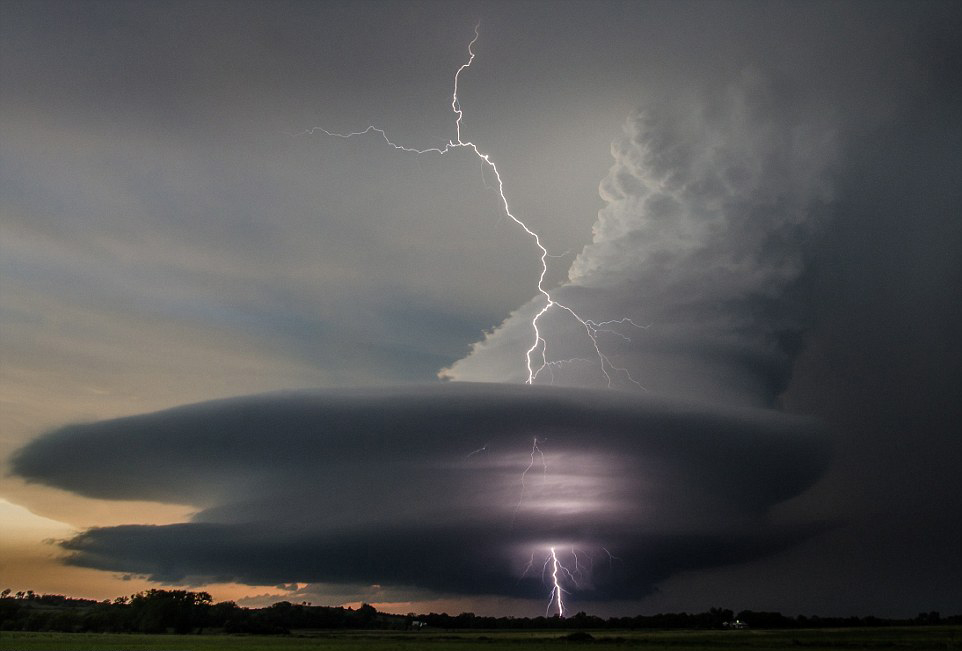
[442,77,836,410]
[13,383,828,600]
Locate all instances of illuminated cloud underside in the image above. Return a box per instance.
[13,383,828,600]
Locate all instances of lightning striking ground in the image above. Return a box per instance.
[546,547,566,617]
[299,24,642,387]
[511,437,614,617]
[518,544,603,618]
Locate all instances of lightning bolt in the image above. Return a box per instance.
[299,23,643,388]
[510,438,596,617]
[519,543,624,618]
[519,546,571,617]
[465,444,488,459]
[602,546,623,570]
[513,436,547,519]
[538,358,593,385]
[546,547,566,617]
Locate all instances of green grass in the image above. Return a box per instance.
[1,627,960,651]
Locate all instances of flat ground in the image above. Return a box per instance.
[1,627,960,651]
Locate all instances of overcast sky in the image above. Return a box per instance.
[2,0,960,617]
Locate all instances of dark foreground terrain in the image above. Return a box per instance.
[1,627,960,651]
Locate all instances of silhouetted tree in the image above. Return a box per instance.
[129,589,212,633]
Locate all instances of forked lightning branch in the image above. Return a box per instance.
[298,24,642,388]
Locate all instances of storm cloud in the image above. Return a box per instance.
[2,0,959,618]
[442,72,836,408]
[13,383,828,599]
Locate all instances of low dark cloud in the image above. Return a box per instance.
[59,521,825,601]
[13,383,828,600]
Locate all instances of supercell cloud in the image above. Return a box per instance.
[11,37,845,606]
[443,76,836,408]
[13,383,828,600]
[3,0,959,617]
[0,20,886,607]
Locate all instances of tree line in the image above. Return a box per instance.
[0,589,387,634]
[1,589,957,634]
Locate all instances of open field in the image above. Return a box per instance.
[1,627,960,651]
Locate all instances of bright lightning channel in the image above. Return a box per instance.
[464,444,488,459]
[547,547,566,617]
[511,437,609,617]
[519,545,595,618]
[299,24,642,387]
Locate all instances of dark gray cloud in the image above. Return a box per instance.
[13,384,829,599]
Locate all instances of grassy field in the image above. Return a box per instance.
[1,627,960,650]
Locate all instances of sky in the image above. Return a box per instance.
[1,0,960,618]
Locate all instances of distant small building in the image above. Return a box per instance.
[724,619,748,629]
